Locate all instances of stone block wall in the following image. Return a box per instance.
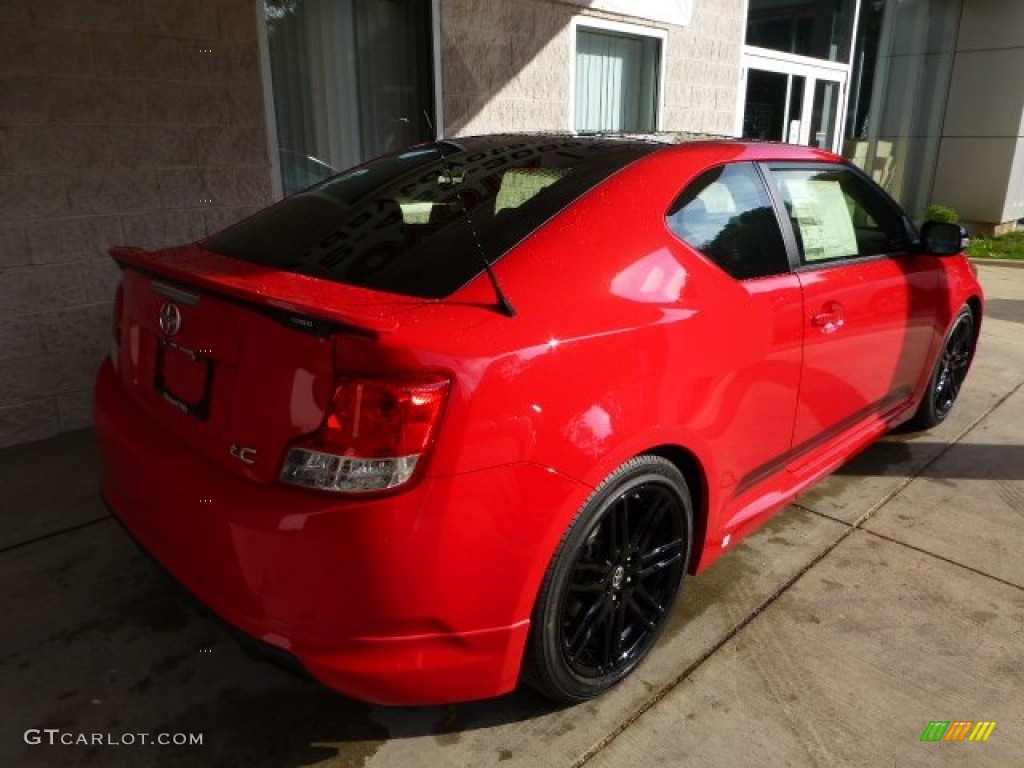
[662,1,745,135]
[0,0,273,448]
[441,0,744,137]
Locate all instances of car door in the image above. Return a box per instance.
[665,161,804,498]
[764,163,939,449]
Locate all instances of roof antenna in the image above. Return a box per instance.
[437,154,516,318]
[473,239,517,318]
[459,188,517,317]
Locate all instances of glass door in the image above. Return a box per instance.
[742,70,805,144]
[807,79,841,150]
[740,51,848,154]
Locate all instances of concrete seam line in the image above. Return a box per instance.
[0,515,111,556]
[793,503,855,527]
[574,380,1023,767]
[849,379,1024,531]
[970,258,1024,269]
[857,527,1024,592]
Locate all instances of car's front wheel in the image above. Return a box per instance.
[524,455,692,703]
[909,305,976,430]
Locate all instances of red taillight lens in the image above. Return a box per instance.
[324,377,449,457]
[280,375,450,493]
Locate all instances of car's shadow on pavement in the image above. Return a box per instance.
[984,297,1024,324]
[834,439,1024,480]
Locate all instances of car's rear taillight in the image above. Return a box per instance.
[111,283,124,371]
[279,375,450,493]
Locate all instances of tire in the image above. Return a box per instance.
[524,455,692,704]
[908,305,976,430]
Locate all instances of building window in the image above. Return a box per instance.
[574,22,663,133]
[264,0,436,196]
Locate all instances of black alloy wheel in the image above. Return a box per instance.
[910,306,976,430]
[525,455,692,703]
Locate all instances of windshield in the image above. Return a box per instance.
[204,136,654,298]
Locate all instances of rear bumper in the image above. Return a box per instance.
[94,359,585,704]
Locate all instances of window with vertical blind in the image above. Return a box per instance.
[264,0,436,196]
[574,25,662,133]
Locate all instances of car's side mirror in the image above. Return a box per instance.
[921,220,970,255]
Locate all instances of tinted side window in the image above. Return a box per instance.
[666,163,789,280]
[770,165,908,265]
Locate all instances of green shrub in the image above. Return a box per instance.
[925,204,960,223]
[967,230,1024,260]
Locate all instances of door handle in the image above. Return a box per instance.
[811,302,844,331]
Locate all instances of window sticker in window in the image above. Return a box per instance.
[782,177,858,262]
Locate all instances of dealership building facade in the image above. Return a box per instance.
[1,0,1022,447]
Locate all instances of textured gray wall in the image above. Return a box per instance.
[441,0,744,137]
[0,0,273,448]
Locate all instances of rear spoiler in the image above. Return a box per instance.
[110,245,411,336]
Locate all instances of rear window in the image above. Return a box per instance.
[205,138,653,298]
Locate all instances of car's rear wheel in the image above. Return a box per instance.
[909,305,975,430]
[525,455,692,703]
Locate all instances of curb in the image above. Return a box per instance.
[969,258,1024,269]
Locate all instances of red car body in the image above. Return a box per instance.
[94,137,983,704]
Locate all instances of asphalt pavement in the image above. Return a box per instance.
[1,263,1021,768]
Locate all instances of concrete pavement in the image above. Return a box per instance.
[1,264,1022,767]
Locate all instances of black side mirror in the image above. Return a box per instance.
[921,220,970,255]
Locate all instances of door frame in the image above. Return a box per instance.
[737,47,851,154]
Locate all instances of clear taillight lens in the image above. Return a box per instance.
[279,375,450,493]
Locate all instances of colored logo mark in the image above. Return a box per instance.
[920,721,996,742]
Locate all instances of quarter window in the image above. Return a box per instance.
[666,163,790,280]
[770,166,909,264]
